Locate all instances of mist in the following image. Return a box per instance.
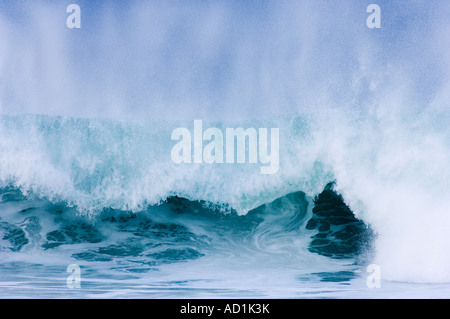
[0,1,447,121]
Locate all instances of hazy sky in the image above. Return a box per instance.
[0,0,448,120]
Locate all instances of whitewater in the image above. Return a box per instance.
[0,1,450,298]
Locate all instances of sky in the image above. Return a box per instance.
[0,0,448,120]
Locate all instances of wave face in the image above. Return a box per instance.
[0,184,376,298]
[0,186,373,262]
[0,0,450,295]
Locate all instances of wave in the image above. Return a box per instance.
[0,0,449,287]
[0,183,374,267]
[1,110,449,284]
[0,113,334,215]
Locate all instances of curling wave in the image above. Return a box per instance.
[0,110,449,283]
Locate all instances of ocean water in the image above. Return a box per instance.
[1,1,450,298]
[0,113,449,299]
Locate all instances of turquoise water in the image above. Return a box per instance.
[1,1,450,298]
[1,183,449,299]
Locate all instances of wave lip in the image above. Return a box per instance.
[0,113,333,216]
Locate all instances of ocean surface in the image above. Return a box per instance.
[1,1,450,298]
[0,113,449,298]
